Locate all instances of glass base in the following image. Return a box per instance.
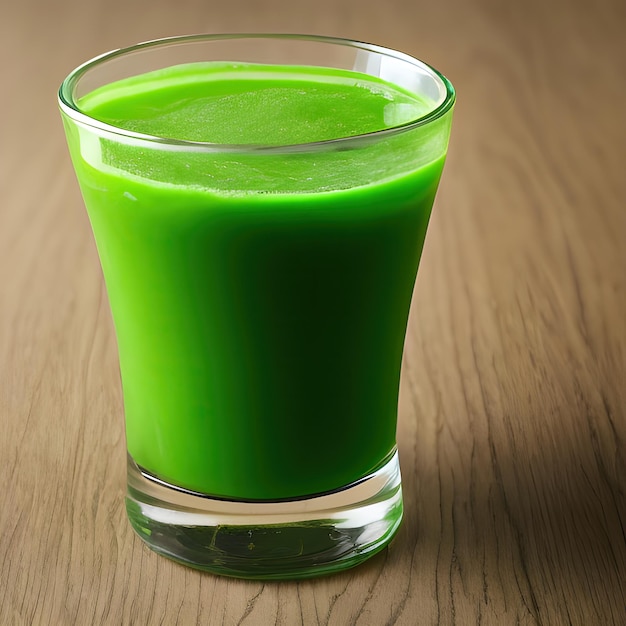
[126,451,403,580]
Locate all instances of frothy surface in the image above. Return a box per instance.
[79,63,430,145]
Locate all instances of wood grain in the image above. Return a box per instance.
[1,0,624,623]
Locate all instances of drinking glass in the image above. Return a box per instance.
[59,34,455,579]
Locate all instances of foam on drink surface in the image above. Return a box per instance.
[80,63,429,145]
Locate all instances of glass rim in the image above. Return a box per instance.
[58,33,456,153]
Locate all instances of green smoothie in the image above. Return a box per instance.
[65,62,449,500]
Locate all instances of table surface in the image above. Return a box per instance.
[1,0,624,624]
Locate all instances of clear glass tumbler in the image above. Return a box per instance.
[59,34,455,579]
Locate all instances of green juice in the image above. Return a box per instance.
[66,62,448,500]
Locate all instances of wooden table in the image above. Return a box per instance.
[1,0,624,623]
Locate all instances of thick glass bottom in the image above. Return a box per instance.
[126,451,403,579]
